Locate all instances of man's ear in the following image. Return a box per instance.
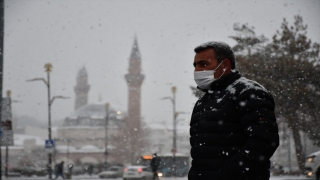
[223,59,231,70]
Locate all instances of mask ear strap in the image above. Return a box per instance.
[219,61,227,78]
[212,60,225,78]
[218,69,225,79]
[213,60,225,71]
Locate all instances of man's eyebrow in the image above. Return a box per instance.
[193,60,207,67]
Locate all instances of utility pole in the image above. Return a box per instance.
[161,86,187,178]
[4,90,11,179]
[0,1,4,179]
[162,86,178,177]
[104,103,109,170]
[26,64,69,180]
[172,86,177,178]
[46,63,53,180]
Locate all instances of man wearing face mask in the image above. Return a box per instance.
[189,41,279,180]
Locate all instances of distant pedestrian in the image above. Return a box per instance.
[150,153,161,180]
[54,164,58,177]
[46,164,52,176]
[88,164,94,176]
[68,163,73,175]
[54,161,65,180]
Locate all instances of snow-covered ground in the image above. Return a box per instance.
[4,175,313,180]
[270,176,312,180]
[70,174,312,180]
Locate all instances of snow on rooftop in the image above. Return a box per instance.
[91,115,105,119]
[147,121,189,132]
[148,123,169,130]
[69,103,124,118]
[14,133,45,146]
[68,116,78,120]
[0,133,46,150]
[59,126,104,129]
[56,144,115,153]
[0,146,24,150]
[80,145,100,150]
[56,145,77,152]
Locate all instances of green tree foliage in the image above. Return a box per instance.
[231,15,320,173]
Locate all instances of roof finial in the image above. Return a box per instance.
[130,34,140,59]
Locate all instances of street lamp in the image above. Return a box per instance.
[26,63,69,180]
[104,103,110,170]
[161,86,187,177]
[50,96,70,104]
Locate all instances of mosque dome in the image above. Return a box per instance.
[64,102,125,127]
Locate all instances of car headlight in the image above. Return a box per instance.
[307,156,315,163]
[157,172,163,177]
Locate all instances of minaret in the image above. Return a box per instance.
[125,37,145,162]
[74,67,90,110]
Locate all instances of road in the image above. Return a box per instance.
[2,175,313,180]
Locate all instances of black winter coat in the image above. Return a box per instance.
[150,156,161,171]
[188,71,279,180]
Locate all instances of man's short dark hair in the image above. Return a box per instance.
[194,41,236,69]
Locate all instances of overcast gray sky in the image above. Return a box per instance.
[3,0,320,125]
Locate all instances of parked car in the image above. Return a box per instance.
[98,166,123,179]
[71,165,86,175]
[305,150,320,179]
[7,172,21,177]
[123,166,153,180]
[10,166,46,177]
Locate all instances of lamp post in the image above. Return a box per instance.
[172,86,177,159]
[161,86,187,177]
[104,103,109,170]
[26,63,69,180]
[4,91,10,179]
[0,1,4,179]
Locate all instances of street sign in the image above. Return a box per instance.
[1,98,14,146]
[1,120,12,131]
[1,98,11,120]
[45,140,55,149]
[45,140,55,153]
[2,131,13,146]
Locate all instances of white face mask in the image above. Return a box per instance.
[194,61,225,89]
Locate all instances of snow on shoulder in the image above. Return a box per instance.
[226,77,267,95]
